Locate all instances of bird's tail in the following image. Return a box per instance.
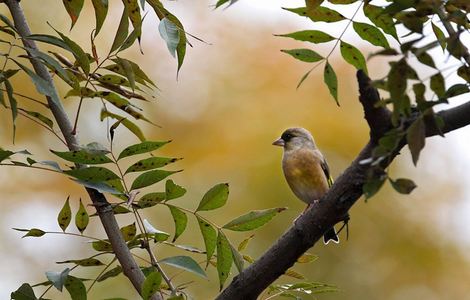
[323,227,339,244]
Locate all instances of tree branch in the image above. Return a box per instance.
[4,1,159,299]
[216,70,470,300]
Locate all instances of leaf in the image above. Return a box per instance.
[363,4,398,40]
[223,207,287,231]
[125,157,181,173]
[352,22,389,48]
[56,258,104,267]
[340,41,367,74]
[110,8,129,53]
[430,73,446,98]
[91,0,108,36]
[121,0,142,41]
[389,178,417,194]
[143,219,171,241]
[406,117,426,165]
[323,61,338,105]
[136,192,166,208]
[275,30,335,44]
[97,265,122,282]
[457,66,470,82]
[284,269,305,279]
[415,52,436,68]
[142,271,162,300]
[120,222,137,242]
[26,34,70,50]
[230,243,244,273]
[64,276,86,300]
[297,253,319,263]
[4,80,16,140]
[72,179,123,195]
[46,268,70,291]
[196,215,217,267]
[167,205,187,242]
[62,0,84,28]
[0,149,14,162]
[58,196,72,232]
[445,84,469,98]
[431,22,446,50]
[92,240,113,251]
[18,109,53,128]
[363,176,386,199]
[75,199,89,234]
[281,49,323,63]
[131,169,181,190]
[160,255,207,279]
[164,243,205,254]
[388,59,407,102]
[216,230,233,290]
[13,228,46,238]
[51,150,112,164]
[159,18,180,58]
[10,283,38,300]
[52,28,90,75]
[106,57,156,87]
[196,183,229,211]
[64,167,119,183]
[165,179,187,200]
[39,160,62,171]
[100,110,145,141]
[118,141,170,160]
[238,234,254,252]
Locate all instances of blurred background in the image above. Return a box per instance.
[1,0,470,299]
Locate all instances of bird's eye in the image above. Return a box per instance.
[282,133,294,141]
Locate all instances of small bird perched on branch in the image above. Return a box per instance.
[273,127,339,244]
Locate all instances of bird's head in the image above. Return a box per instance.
[272,127,316,151]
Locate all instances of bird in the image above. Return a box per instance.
[273,127,339,244]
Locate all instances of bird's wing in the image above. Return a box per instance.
[320,158,334,188]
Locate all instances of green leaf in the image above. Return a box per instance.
[352,22,389,48]
[167,205,187,242]
[58,196,72,232]
[196,215,217,267]
[196,183,229,211]
[26,34,70,50]
[0,149,14,162]
[223,207,287,231]
[363,176,386,199]
[97,265,122,282]
[72,179,123,195]
[363,4,398,40]
[62,0,84,28]
[10,283,38,300]
[4,80,16,140]
[389,178,417,194]
[430,73,446,98]
[143,219,170,241]
[118,141,170,160]
[445,83,469,98]
[165,179,187,200]
[52,28,90,75]
[388,59,407,102]
[18,109,53,129]
[110,8,129,53]
[297,253,318,263]
[120,222,137,241]
[51,150,112,164]
[121,0,142,41]
[415,52,436,68]
[329,0,358,3]
[100,110,145,141]
[238,234,254,251]
[216,230,233,290]
[46,268,70,291]
[64,276,86,300]
[457,66,470,83]
[159,18,179,58]
[125,157,181,174]
[91,0,108,36]
[136,192,166,208]
[106,57,156,88]
[92,240,113,251]
[64,167,119,183]
[13,228,46,238]
[161,256,207,279]
[142,271,162,300]
[131,169,181,190]
[11,61,58,104]
[230,243,244,273]
[56,258,104,267]
[340,41,367,73]
[406,117,426,165]
[276,30,335,43]
[323,61,338,105]
[75,199,89,234]
[281,49,323,63]
[431,22,446,50]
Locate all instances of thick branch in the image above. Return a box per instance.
[4,1,159,299]
[216,71,470,300]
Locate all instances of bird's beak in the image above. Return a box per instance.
[272,138,285,147]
